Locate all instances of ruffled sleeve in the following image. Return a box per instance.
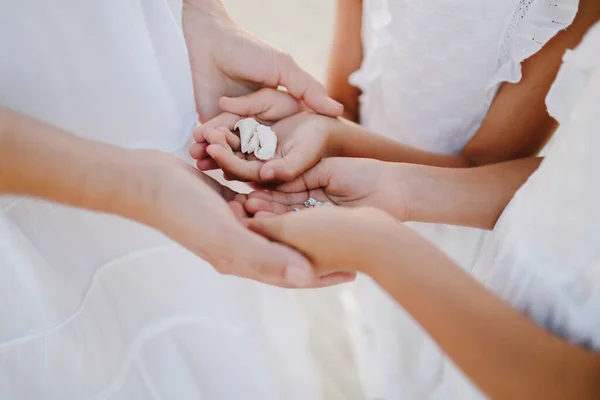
[488,0,579,89]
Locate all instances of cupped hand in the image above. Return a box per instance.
[182,2,342,122]
[190,108,335,183]
[248,207,399,275]
[140,150,355,288]
[242,158,410,220]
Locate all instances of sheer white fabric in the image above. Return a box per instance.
[437,22,600,398]
[347,0,579,398]
[0,1,323,398]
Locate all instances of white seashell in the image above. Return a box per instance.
[292,208,301,212]
[304,198,318,207]
[233,118,277,160]
[254,125,277,160]
[246,133,260,154]
[234,118,260,154]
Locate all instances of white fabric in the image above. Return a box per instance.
[436,22,600,398]
[347,0,579,398]
[0,1,324,399]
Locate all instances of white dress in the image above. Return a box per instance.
[346,0,579,398]
[434,21,600,398]
[0,1,323,399]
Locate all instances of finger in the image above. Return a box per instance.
[219,88,302,121]
[254,211,277,218]
[245,239,316,288]
[276,53,343,117]
[229,201,248,221]
[247,215,289,244]
[276,160,332,193]
[233,193,249,206]
[245,197,293,215]
[248,190,312,207]
[218,126,241,150]
[206,144,263,182]
[189,142,209,160]
[259,149,314,181]
[316,272,357,287]
[196,158,219,171]
[203,128,233,151]
[193,113,241,142]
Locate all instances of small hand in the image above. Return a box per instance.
[242,158,409,220]
[248,207,399,275]
[141,151,355,288]
[183,3,342,121]
[191,107,336,182]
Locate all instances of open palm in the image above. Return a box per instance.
[243,158,408,218]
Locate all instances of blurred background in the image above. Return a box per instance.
[222,0,335,82]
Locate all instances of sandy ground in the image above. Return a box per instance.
[217,3,365,400]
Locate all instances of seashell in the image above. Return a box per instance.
[234,118,260,154]
[233,117,277,160]
[254,125,277,160]
[303,197,333,208]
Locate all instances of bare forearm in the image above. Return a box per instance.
[366,231,600,399]
[326,0,363,122]
[397,157,542,229]
[0,107,152,223]
[328,118,472,167]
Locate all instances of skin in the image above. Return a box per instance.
[0,0,354,288]
[243,156,542,230]
[247,207,600,400]
[184,0,343,122]
[191,0,600,180]
[327,0,600,166]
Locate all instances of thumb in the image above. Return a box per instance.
[219,88,302,121]
[276,53,343,117]
[247,215,288,243]
[259,150,312,182]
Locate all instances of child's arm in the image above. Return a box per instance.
[326,0,363,122]
[330,0,600,166]
[244,156,542,230]
[249,208,600,399]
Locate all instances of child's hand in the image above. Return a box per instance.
[191,110,336,182]
[248,207,400,275]
[244,158,410,221]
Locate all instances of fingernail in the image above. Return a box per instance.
[261,168,275,180]
[284,262,314,287]
[328,98,343,111]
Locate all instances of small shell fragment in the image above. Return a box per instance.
[304,198,318,207]
[292,208,301,212]
[303,197,332,208]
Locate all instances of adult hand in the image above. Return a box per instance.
[182,1,343,122]
[139,151,355,288]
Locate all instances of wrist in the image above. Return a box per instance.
[347,208,405,275]
[386,162,443,223]
[324,117,345,157]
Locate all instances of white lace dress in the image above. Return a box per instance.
[346,0,579,398]
[0,1,324,399]
[435,21,600,398]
